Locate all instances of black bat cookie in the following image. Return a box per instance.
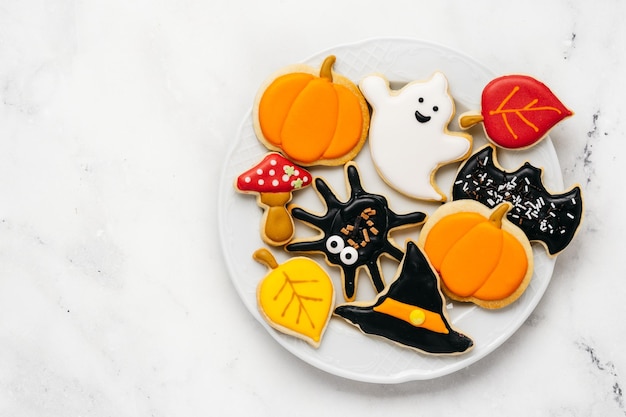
[451,145,583,256]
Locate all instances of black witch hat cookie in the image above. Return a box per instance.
[334,241,473,355]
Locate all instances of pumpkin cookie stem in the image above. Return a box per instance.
[489,203,511,228]
[319,55,336,81]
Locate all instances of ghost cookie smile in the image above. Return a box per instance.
[414,110,431,123]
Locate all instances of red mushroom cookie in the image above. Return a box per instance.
[235,152,312,246]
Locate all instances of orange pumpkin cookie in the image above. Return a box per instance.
[417,200,534,309]
[253,55,370,166]
[253,248,334,348]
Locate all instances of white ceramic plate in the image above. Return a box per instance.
[218,38,563,383]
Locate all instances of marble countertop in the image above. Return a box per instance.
[1,1,624,415]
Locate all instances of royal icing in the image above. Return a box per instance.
[286,162,427,302]
[255,55,370,166]
[334,241,473,355]
[458,75,573,149]
[359,72,472,201]
[253,248,334,348]
[235,152,311,246]
[419,200,534,309]
[373,298,449,334]
[452,145,583,256]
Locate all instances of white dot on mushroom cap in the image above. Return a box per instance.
[272,179,279,186]
[282,174,289,182]
[269,169,275,176]
[294,169,300,176]
[303,176,308,183]
[244,176,251,183]
[256,168,263,175]
[258,179,264,186]
[270,159,277,166]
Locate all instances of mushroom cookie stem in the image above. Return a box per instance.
[260,192,293,245]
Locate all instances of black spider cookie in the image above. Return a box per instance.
[286,162,427,301]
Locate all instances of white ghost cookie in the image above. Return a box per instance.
[360,72,472,201]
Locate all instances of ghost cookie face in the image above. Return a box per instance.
[360,72,472,201]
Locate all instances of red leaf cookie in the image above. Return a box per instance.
[459,75,573,149]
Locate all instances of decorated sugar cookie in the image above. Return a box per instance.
[253,248,334,348]
[334,241,473,355]
[451,144,583,256]
[458,74,573,149]
[418,200,534,309]
[359,72,472,201]
[286,162,427,302]
[253,55,370,166]
[235,153,312,246]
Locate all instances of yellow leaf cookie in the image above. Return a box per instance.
[253,248,334,348]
